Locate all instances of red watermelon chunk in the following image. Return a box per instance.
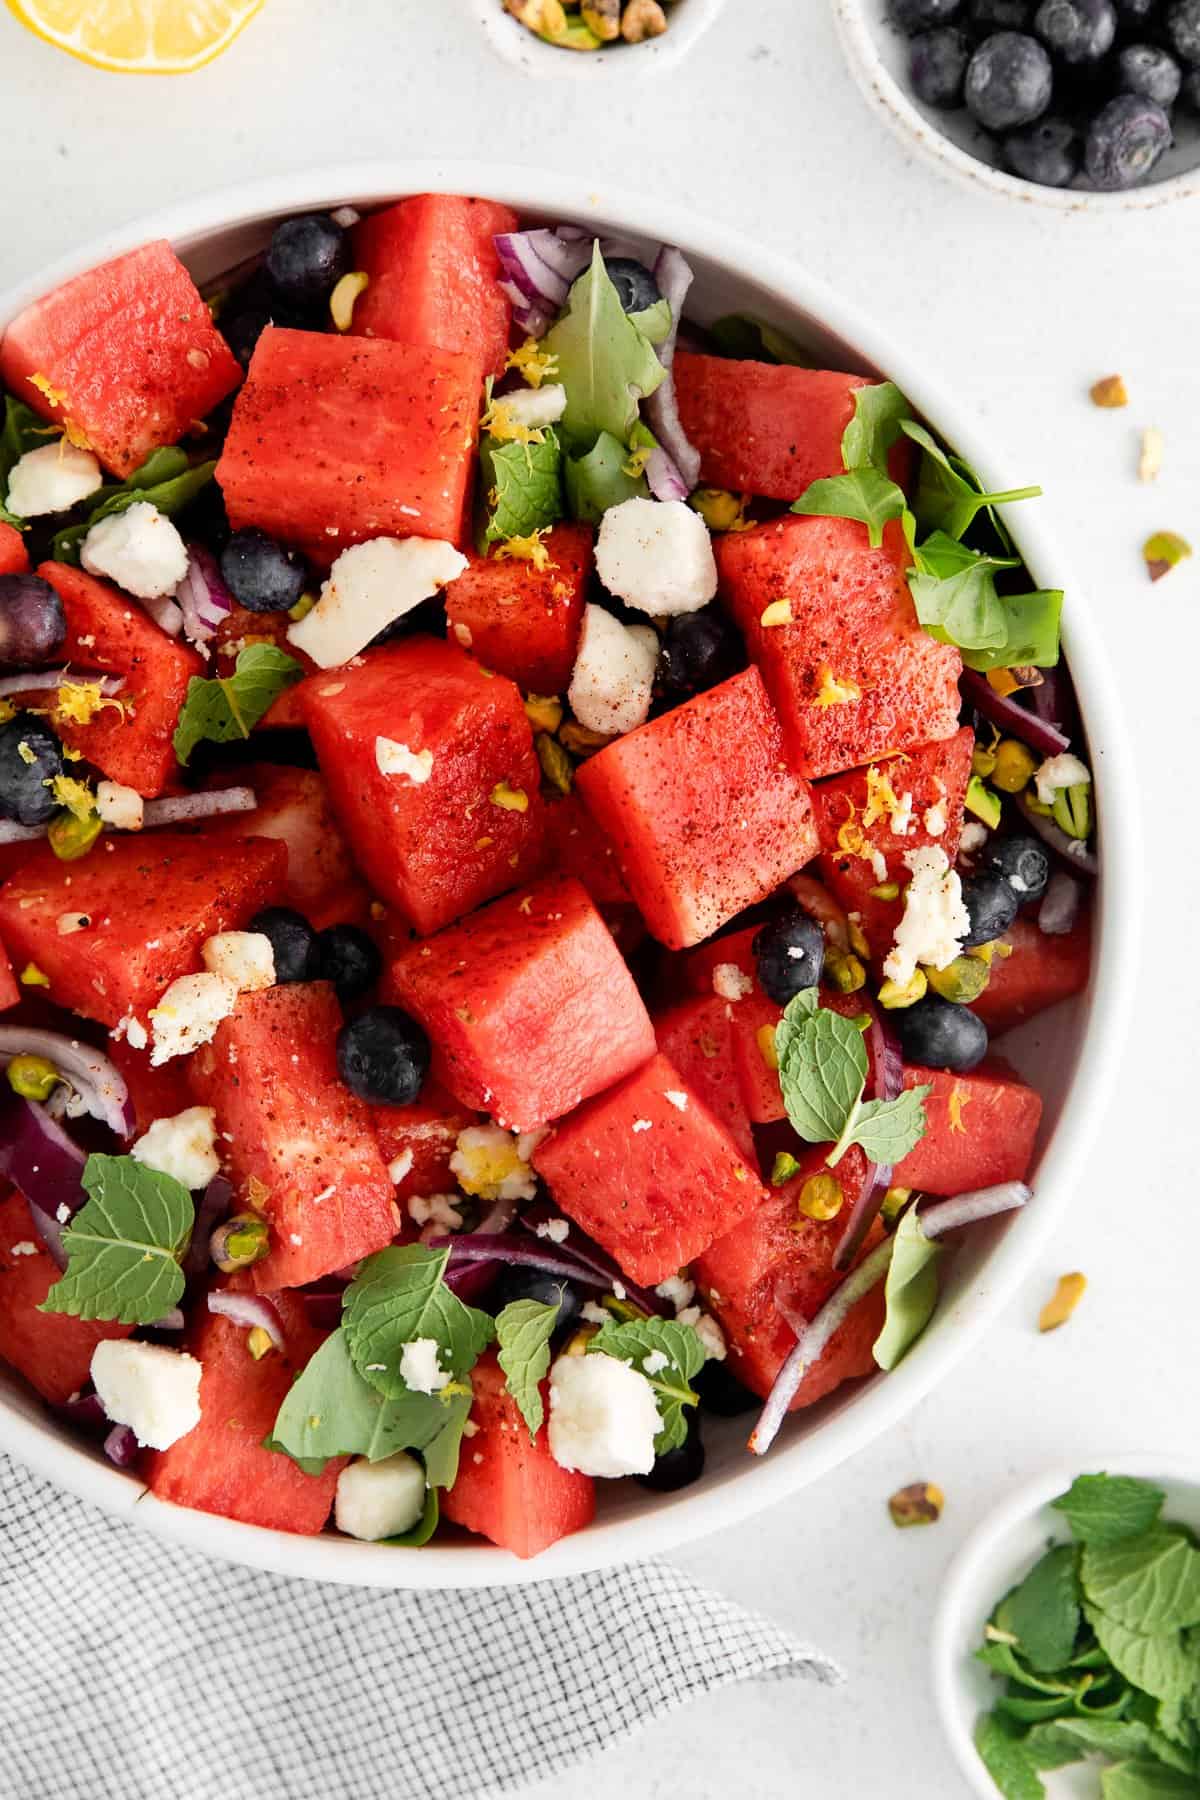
[673,353,871,501]
[370,1080,475,1203]
[302,638,545,937]
[108,1035,193,1139]
[652,995,756,1163]
[37,561,204,797]
[576,666,819,951]
[715,516,962,780]
[0,524,29,575]
[0,940,16,1013]
[204,765,361,918]
[533,1051,763,1286]
[145,1284,341,1534]
[442,1351,594,1559]
[895,1059,1042,1195]
[811,728,975,962]
[189,982,396,1293]
[971,913,1091,1036]
[0,833,285,1029]
[0,241,241,478]
[216,327,483,557]
[0,1189,132,1405]
[542,792,631,911]
[387,875,655,1132]
[444,523,592,694]
[352,194,518,379]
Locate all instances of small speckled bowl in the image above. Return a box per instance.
[833,0,1200,212]
[466,0,727,78]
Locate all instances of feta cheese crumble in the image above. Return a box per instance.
[288,537,467,669]
[335,1451,426,1542]
[678,1305,728,1362]
[1034,752,1091,807]
[535,1218,569,1245]
[923,802,947,837]
[547,1352,661,1478]
[450,1123,537,1203]
[8,1241,37,1257]
[883,846,969,986]
[889,791,915,837]
[567,603,658,737]
[131,1105,220,1192]
[375,738,434,785]
[712,962,752,1002]
[642,1349,670,1377]
[387,1149,414,1186]
[406,1193,464,1232]
[399,1337,451,1395]
[655,1273,696,1313]
[6,442,103,518]
[201,931,275,993]
[664,1090,688,1112]
[95,780,144,832]
[490,384,567,432]
[148,972,238,1065]
[595,497,718,617]
[90,1340,202,1450]
[959,820,988,855]
[81,501,188,599]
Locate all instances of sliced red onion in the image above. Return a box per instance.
[4,1098,88,1262]
[832,1002,904,1272]
[142,787,256,828]
[142,595,185,638]
[517,1206,667,1314]
[1038,870,1082,937]
[27,1202,67,1268]
[643,245,701,491]
[103,1424,139,1468]
[0,669,126,700]
[58,1389,108,1431]
[1014,791,1099,876]
[207,1290,284,1348]
[1029,666,1082,745]
[645,447,690,503]
[921,1182,1031,1238]
[184,1175,232,1279]
[149,1307,185,1331]
[494,229,592,333]
[175,545,233,648]
[0,1026,133,1137]
[960,671,1071,757]
[0,821,46,845]
[444,1196,520,1303]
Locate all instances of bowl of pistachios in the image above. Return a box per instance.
[470,0,727,75]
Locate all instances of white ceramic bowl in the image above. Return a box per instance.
[466,0,726,77]
[0,162,1140,1588]
[834,0,1200,212]
[932,1455,1200,1798]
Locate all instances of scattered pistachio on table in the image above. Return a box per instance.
[1037,1270,1087,1333]
[1088,373,1128,408]
[1143,529,1192,583]
[503,0,677,51]
[888,1482,945,1528]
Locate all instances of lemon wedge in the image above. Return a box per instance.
[6,0,264,74]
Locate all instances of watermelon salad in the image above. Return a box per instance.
[0,194,1096,1559]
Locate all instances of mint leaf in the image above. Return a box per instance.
[343,1245,494,1400]
[994,1545,1082,1673]
[479,429,564,546]
[791,467,906,549]
[902,420,1041,543]
[0,393,57,527]
[385,1485,440,1548]
[564,429,649,523]
[1084,1604,1196,1704]
[420,1388,474,1491]
[496,1297,560,1439]
[1053,1476,1167,1548]
[842,381,911,473]
[173,644,305,765]
[1101,1764,1200,1798]
[852,1085,932,1165]
[1083,1534,1200,1636]
[872,1207,942,1371]
[995,1692,1077,1725]
[588,1316,704,1454]
[974,1712,1046,1800]
[51,450,216,564]
[775,989,868,1145]
[542,241,666,452]
[976,1641,1083,1696]
[40,1153,193,1325]
[1025,1718,1197,1777]
[269,1329,464,1469]
[708,314,815,367]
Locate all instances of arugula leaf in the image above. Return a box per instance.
[269,1329,466,1469]
[541,241,666,452]
[852,1087,933,1165]
[902,420,1041,542]
[496,1297,560,1439]
[630,297,672,346]
[1101,1764,1200,1798]
[588,1316,704,1454]
[1083,1534,1200,1636]
[790,467,906,549]
[0,394,56,527]
[775,992,929,1169]
[908,531,1062,669]
[707,314,815,367]
[841,381,912,473]
[342,1245,494,1400]
[872,1208,942,1371]
[384,1484,440,1548]
[994,1545,1083,1673]
[958,590,1063,674]
[479,429,564,547]
[1084,1604,1196,1705]
[420,1388,474,1491]
[1053,1475,1167,1548]
[40,1153,193,1325]
[173,645,305,765]
[50,450,216,564]
[974,1712,1046,1800]
[564,429,649,523]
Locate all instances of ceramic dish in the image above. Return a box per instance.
[466,0,726,77]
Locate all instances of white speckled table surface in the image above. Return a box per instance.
[0,3,1195,1794]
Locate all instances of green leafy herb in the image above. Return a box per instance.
[495,1297,560,1439]
[958,590,1063,674]
[841,381,912,473]
[901,420,1041,543]
[1082,1533,1200,1636]
[1083,1605,1194,1706]
[541,242,665,452]
[775,991,930,1168]
[976,1640,1083,1696]
[707,314,815,367]
[907,531,1062,669]
[420,1388,474,1492]
[1049,1476,1168,1549]
[872,1207,942,1372]
[40,1153,193,1325]
[479,429,564,547]
[342,1245,494,1400]
[269,1329,469,1470]
[1100,1763,1200,1798]
[790,467,906,550]
[994,1546,1083,1673]
[1024,1719,1196,1778]
[974,1712,1045,1800]
[629,297,672,346]
[50,449,216,564]
[588,1316,705,1454]
[564,429,649,523]
[0,394,56,527]
[385,1485,441,1549]
[173,644,305,765]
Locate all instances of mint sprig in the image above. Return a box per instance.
[774,991,930,1168]
[173,644,305,765]
[50,447,216,565]
[40,1153,194,1325]
[269,1328,469,1470]
[901,420,1042,543]
[908,531,1062,669]
[0,393,56,527]
[480,429,564,547]
[588,1316,704,1454]
[496,1297,560,1440]
[342,1245,494,1401]
[565,429,649,523]
[1051,1475,1167,1547]
[841,380,911,474]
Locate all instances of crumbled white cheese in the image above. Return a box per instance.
[923,802,947,838]
[547,1352,660,1478]
[201,930,276,993]
[399,1336,451,1395]
[867,847,889,883]
[655,1273,696,1313]
[595,497,717,617]
[131,1105,219,1191]
[491,384,567,431]
[678,1305,728,1362]
[631,1118,653,1134]
[664,1091,688,1112]
[406,1192,464,1232]
[642,1349,670,1377]
[56,911,89,936]
[95,780,144,832]
[288,537,467,669]
[535,1218,570,1245]
[712,962,752,1002]
[80,501,188,600]
[8,1241,38,1257]
[387,1148,414,1186]
[959,821,987,855]
[90,1340,202,1450]
[5,441,103,518]
[567,603,658,737]
[883,846,970,986]
[148,972,238,1065]
[450,1123,537,1203]
[375,738,434,785]
[1034,752,1091,807]
[580,1300,610,1325]
[335,1452,426,1542]
[889,791,915,837]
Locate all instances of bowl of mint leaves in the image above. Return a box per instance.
[933,1462,1200,1799]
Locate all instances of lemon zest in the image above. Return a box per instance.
[481,398,545,446]
[812,666,862,709]
[947,1084,970,1136]
[505,339,559,389]
[622,445,652,479]
[53,681,128,728]
[49,775,96,821]
[494,530,555,573]
[861,763,902,831]
[19,963,49,988]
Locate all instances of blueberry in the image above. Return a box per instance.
[981,834,1052,902]
[265,214,350,307]
[316,924,382,1006]
[695,1357,758,1417]
[752,909,825,1004]
[222,306,275,369]
[1167,0,1200,62]
[894,995,988,1072]
[337,1005,430,1105]
[0,574,65,668]
[0,717,63,825]
[220,528,307,614]
[968,0,1032,27]
[603,257,662,315]
[635,1415,706,1493]
[891,0,963,30]
[369,594,448,646]
[1182,65,1200,106]
[1119,43,1183,104]
[1003,115,1082,181]
[656,605,742,697]
[490,1268,580,1334]
[248,906,320,984]
[1114,0,1156,21]
[1085,93,1172,184]
[911,26,973,101]
[1035,0,1117,62]
[960,870,1021,946]
[965,32,1054,127]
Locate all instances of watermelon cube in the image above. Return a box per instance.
[442,1351,595,1559]
[387,875,655,1132]
[0,1189,132,1405]
[0,524,29,575]
[576,666,819,951]
[370,1080,475,1203]
[0,940,16,1014]
[715,516,963,779]
[0,241,241,479]
[38,562,204,797]
[302,638,545,937]
[216,327,483,557]
[0,833,286,1030]
[542,792,631,911]
[204,765,361,919]
[146,1285,341,1534]
[811,728,975,962]
[894,1059,1042,1195]
[533,1051,764,1285]
[189,982,396,1293]
[352,194,518,378]
[652,995,756,1163]
[445,523,592,695]
[673,353,872,501]
[971,913,1091,1036]
[108,1034,194,1139]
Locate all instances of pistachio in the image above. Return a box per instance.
[1137,426,1163,484]
[795,1171,843,1222]
[48,810,102,862]
[535,732,573,794]
[770,1150,801,1187]
[759,599,793,629]
[964,775,1002,830]
[991,738,1037,794]
[6,1053,61,1102]
[210,1212,270,1274]
[756,1023,780,1071]
[1038,1271,1086,1333]
[1051,781,1090,841]
[329,271,369,333]
[881,1185,912,1225]
[691,488,747,532]
[564,1323,600,1356]
[523,693,564,734]
[878,969,927,1010]
[247,1326,276,1360]
[581,0,620,37]
[490,780,529,813]
[888,1481,944,1528]
[926,955,990,1005]
[868,881,900,901]
[19,963,50,988]
[847,917,870,960]
[1143,530,1192,583]
[620,0,668,40]
[971,743,997,778]
[825,951,866,994]
[559,720,612,758]
[1089,374,1128,409]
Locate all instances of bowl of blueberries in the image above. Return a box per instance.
[834,0,1200,202]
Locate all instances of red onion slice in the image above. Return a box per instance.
[921,1181,1031,1238]
[175,545,233,648]
[141,787,256,828]
[0,1026,133,1137]
[103,1424,139,1468]
[960,671,1071,757]
[1038,870,1082,936]
[1014,791,1099,876]
[494,229,592,334]
[142,595,185,638]
[4,1097,89,1256]
[443,1196,520,1303]
[832,1001,904,1272]
[184,1174,232,1279]
[149,1307,185,1331]
[644,245,701,491]
[207,1290,284,1348]
[0,669,125,700]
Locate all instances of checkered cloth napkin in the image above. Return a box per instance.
[0,1453,838,1800]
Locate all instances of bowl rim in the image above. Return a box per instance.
[831,0,1200,215]
[930,1453,1200,1798]
[0,159,1143,1588]
[464,0,727,78]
